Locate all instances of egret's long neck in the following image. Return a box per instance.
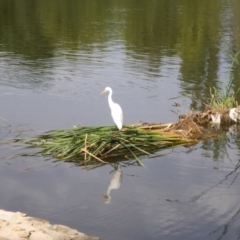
[108,90,115,109]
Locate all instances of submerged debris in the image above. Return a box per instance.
[180,108,237,126]
[229,106,240,123]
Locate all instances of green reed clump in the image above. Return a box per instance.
[208,50,240,111]
[24,125,197,165]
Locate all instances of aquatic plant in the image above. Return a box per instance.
[23,124,198,165]
[207,50,240,111]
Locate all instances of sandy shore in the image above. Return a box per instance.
[0,209,100,240]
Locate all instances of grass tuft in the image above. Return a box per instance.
[207,50,240,111]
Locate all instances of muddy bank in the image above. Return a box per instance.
[0,209,100,240]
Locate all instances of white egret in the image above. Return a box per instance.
[101,87,123,130]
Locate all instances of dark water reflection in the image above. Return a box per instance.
[0,0,240,239]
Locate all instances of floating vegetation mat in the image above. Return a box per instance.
[23,123,201,165]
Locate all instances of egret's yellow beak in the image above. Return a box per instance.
[101,89,107,95]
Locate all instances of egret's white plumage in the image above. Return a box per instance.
[101,87,123,130]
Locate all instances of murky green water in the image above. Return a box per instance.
[0,0,240,239]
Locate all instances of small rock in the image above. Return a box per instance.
[17,231,30,238]
[0,220,9,227]
[52,225,70,234]
[0,236,9,240]
[16,212,27,218]
[28,231,52,240]
[12,226,25,231]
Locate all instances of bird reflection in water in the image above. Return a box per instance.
[103,165,122,204]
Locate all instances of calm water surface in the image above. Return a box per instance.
[0,0,240,239]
